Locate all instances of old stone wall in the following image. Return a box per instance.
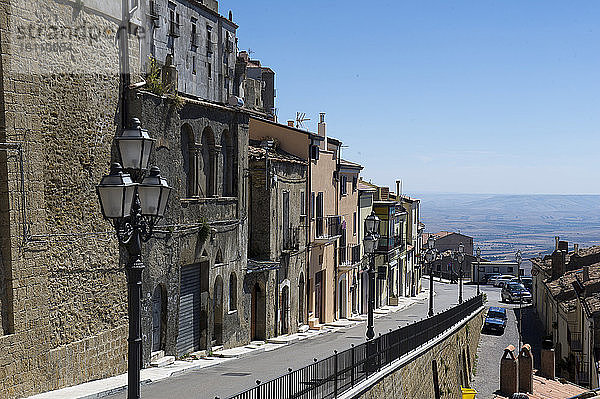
[130,91,250,359]
[0,0,145,396]
[357,309,484,399]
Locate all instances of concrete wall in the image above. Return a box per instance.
[354,309,484,399]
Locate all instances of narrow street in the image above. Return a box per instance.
[471,284,543,398]
[105,278,480,399]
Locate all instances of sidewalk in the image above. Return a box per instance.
[27,291,430,399]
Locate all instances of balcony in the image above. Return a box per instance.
[315,215,341,243]
[568,331,583,352]
[339,244,361,271]
[575,360,589,386]
[377,235,404,253]
[283,226,302,251]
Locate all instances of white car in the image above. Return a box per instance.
[493,275,516,287]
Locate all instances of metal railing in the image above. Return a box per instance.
[225,295,483,399]
[568,331,583,352]
[339,245,361,266]
[284,226,301,250]
[316,216,341,239]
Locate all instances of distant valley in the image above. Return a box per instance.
[415,193,600,262]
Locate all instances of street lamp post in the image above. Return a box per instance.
[476,247,481,296]
[363,211,380,340]
[96,118,172,399]
[425,235,437,317]
[516,249,523,350]
[454,243,465,304]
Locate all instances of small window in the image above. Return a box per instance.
[353,212,357,236]
[340,175,347,195]
[311,145,319,160]
[310,192,315,219]
[192,56,196,74]
[507,267,514,273]
[208,62,212,78]
[300,191,306,216]
[493,267,499,273]
[229,273,237,311]
[352,176,357,191]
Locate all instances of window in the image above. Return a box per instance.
[507,267,514,273]
[353,212,357,236]
[208,62,212,78]
[310,192,315,219]
[300,191,306,217]
[352,176,357,191]
[168,5,180,37]
[229,273,237,311]
[191,19,198,48]
[181,124,197,197]
[206,25,212,55]
[493,267,499,273]
[192,56,196,75]
[311,145,319,160]
[340,175,347,195]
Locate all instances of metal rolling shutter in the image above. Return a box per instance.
[177,264,201,356]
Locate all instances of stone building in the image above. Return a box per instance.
[247,140,308,338]
[234,51,276,118]
[400,194,423,296]
[531,240,600,388]
[129,91,251,359]
[140,0,238,102]
[0,1,143,397]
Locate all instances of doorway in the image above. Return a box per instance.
[251,282,266,341]
[213,276,223,346]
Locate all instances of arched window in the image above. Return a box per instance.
[221,130,235,196]
[199,127,216,197]
[181,124,197,197]
[229,273,237,311]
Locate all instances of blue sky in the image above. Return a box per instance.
[229,1,600,194]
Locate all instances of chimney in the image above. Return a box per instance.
[287,120,294,127]
[583,265,590,282]
[540,338,555,379]
[555,236,560,250]
[500,345,518,396]
[574,243,579,255]
[518,345,533,394]
[396,180,402,198]
[558,240,568,252]
[318,112,327,147]
[551,250,566,280]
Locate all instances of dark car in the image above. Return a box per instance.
[501,281,532,303]
[521,277,533,292]
[484,307,507,333]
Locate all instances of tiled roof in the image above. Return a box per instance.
[358,181,377,192]
[248,141,307,165]
[494,372,588,398]
[339,158,362,168]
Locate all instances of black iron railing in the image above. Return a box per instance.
[284,226,301,250]
[225,295,484,399]
[339,245,361,266]
[316,216,341,239]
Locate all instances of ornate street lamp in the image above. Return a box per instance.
[425,235,437,317]
[516,249,523,350]
[96,118,172,399]
[476,247,481,296]
[454,243,465,304]
[363,211,380,340]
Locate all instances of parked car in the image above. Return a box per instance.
[501,281,532,303]
[493,275,516,287]
[483,273,501,285]
[483,307,507,333]
[521,277,533,292]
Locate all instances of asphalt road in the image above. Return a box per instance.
[471,284,543,399]
[105,278,480,399]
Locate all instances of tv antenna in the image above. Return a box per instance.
[296,112,310,129]
[247,48,255,56]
